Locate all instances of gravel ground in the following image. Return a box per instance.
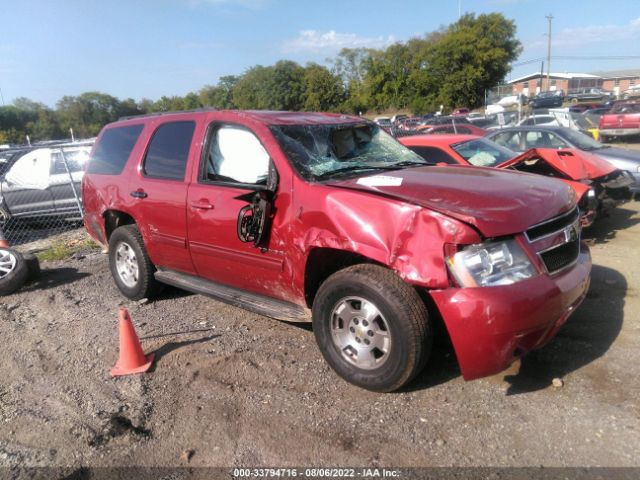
[0,201,639,473]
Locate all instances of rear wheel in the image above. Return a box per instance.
[108,225,163,300]
[312,264,431,392]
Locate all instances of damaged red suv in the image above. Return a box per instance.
[83,111,591,392]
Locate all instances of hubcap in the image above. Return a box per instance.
[0,249,17,280]
[115,242,139,288]
[330,296,391,370]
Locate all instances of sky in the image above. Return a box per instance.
[1,0,639,106]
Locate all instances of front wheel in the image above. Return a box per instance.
[108,225,163,300]
[312,264,431,392]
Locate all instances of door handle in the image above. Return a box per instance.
[130,189,147,199]
[190,200,214,210]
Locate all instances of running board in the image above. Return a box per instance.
[154,269,311,322]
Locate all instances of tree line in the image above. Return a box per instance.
[0,13,521,144]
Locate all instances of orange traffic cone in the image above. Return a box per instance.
[110,307,154,377]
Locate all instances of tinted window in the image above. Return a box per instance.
[144,121,195,180]
[407,146,458,164]
[88,125,144,175]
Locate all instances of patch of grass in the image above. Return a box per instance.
[36,237,102,262]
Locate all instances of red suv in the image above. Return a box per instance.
[83,110,591,392]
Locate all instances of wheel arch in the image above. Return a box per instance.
[103,210,136,241]
[303,247,385,308]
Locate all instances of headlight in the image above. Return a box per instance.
[446,239,537,288]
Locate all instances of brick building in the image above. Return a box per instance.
[508,69,640,97]
[592,69,640,97]
[509,72,601,96]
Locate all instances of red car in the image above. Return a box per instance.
[450,108,470,117]
[83,112,590,392]
[417,123,487,136]
[400,134,633,226]
[599,101,640,142]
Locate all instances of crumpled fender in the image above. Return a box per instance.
[290,185,481,289]
[498,148,617,180]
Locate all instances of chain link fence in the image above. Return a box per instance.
[0,141,94,247]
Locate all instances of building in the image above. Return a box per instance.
[508,69,640,97]
[592,69,640,97]
[508,72,601,96]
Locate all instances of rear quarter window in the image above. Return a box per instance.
[143,121,196,180]
[88,124,144,175]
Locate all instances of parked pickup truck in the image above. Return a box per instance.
[83,110,591,392]
[599,101,640,141]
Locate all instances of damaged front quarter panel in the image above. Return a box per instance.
[291,184,481,290]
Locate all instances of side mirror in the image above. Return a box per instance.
[236,190,273,248]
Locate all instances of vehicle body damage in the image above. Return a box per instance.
[83,111,591,390]
[400,134,633,226]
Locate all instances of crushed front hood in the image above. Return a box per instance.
[498,148,617,180]
[327,165,576,237]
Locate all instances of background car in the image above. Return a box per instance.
[566,88,614,103]
[0,141,93,226]
[399,134,633,226]
[598,101,640,142]
[528,91,563,109]
[622,85,640,100]
[418,124,487,136]
[486,126,640,198]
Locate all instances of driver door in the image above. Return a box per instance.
[186,123,288,297]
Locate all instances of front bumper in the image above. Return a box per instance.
[429,243,591,380]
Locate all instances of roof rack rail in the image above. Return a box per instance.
[118,107,219,121]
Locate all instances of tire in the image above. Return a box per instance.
[23,253,41,284]
[0,248,29,296]
[0,206,10,230]
[108,225,163,300]
[312,264,432,392]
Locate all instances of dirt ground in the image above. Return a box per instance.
[0,201,639,473]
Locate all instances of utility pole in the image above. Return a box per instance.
[546,14,553,92]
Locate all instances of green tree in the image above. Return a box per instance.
[199,75,238,109]
[232,62,306,110]
[333,48,373,113]
[302,63,345,111]
[414,13,522,109]
[56,92,121,137]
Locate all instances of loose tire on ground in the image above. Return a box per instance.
[108,225,163,300]
[312,264,432,392]
[0,247,29,296]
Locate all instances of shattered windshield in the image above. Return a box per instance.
[451,138,516,167]
[270,122,429,181]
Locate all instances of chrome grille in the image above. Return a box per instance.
[539,237,580,273]
[525,207,580,242]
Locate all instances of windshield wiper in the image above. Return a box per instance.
[315,165,389,180]
[386,160,434,168]
[315,161,431,180]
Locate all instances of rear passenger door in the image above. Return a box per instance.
[128,120,198,274]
